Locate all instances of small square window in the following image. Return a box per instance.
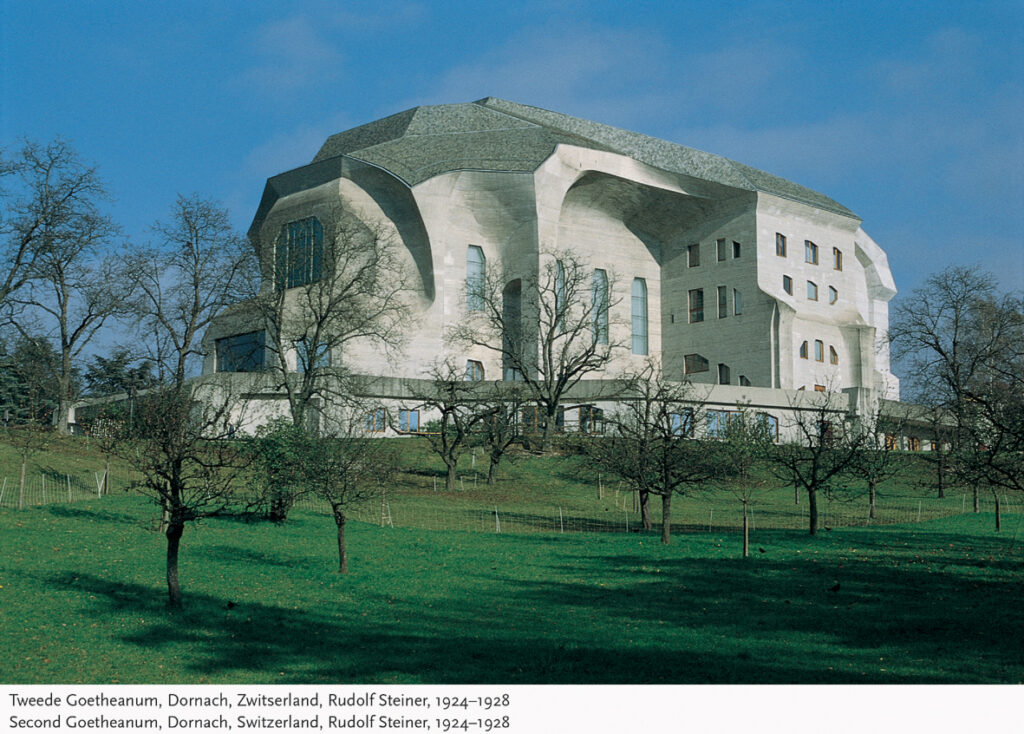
[684,353,709,374]
[739,375,751,386]
[776,233,787,257]
[829,286,838,305]
[814,384,826,393]
[807,281,818,301]
[805,241,819,264]
[733,241,741,258]
[833,247,843,271]
[688,243,700,267]
[783,275,793,295]
[717,238,727,262]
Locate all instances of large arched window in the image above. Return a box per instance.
[275,217,323,290]
[466,245,485,311]
[592,269,609,345]
[631,278,648,354]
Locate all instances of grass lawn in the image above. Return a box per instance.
[2,494,1022,684]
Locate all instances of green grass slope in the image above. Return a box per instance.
[2,495,1022,684]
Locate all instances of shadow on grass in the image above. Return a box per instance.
[37,524,1024,684]
[44,504,145,526]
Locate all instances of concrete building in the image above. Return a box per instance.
[200,98,900,435]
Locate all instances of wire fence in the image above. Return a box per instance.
[4,468,1022,536]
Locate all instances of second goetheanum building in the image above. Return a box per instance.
[201,97,900,437]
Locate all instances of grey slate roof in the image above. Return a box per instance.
[312,98,856,219]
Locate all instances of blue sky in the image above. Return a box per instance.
[3,0,1022,296]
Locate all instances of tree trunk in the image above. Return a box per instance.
[541,416,556,453]
[742,501,749,558]
[973,485,980,513]
[335,512,348,573]
[165,520,184,608]
[487,456,499,485]
[807,488,818,536]
[445,460,457,491]
[936,452,946,499]
[794,484,799,505]
[19,458,26,510]
[660,493,672,545]
[103,456,110,496]
[639,490,652,531]
[994,493,1001,532]
[868,480,877,520]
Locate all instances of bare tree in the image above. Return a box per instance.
[250,214,412,428]
[718,405,776,557]
[578,362,718,544]
[111,194,255,607]
[847,402,909,520]
[450,250,625,452]
[128,194,255,386]
[764,390,862,536]
[413,361,490,491]
[2,139,109,310]
[475,382,527,485]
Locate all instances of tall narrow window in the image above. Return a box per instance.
[783,275,793,295]
[688,243,700,267]
[717,285,728,318]
[829,286,838,305]
[465,360,484,381]
[631,278,648,355]
[466,245,486,311]
[776,233,787,257]
[275,217,323,290]
[814,339,824,362]
[799,341,808,359]
[805,240,819,264]
[688,288,704,323]
[733,241,741,258]
[718,363,731,385]
[807,281,818,301]
[364,408,386,432]
[398,410,420,432]
[733,288,743,315]
[829,346,839,365]
[592,269,609,345]
[833,247,843,271]
[717,238,727,262]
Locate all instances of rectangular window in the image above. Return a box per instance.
[805,241,819,264]
[364,408,386,432]
[814,384,826,393]
[829,345,839,365]
[717,285,728,319]
[670,409,694,437]
[756,412,779,441]
[807,281,818,300]
[718,363,731,385]
[688,288,704,323]
[465,360,484,381]
[579,405,604,435]
[631,278,648,355]
[885,434,899,451]
[814,339,824,362]
[833,247,843,271]
[216,331,266,373]
[707,410,732,438]
[783,275,793,295]
[688,243,700,267]
[684,353,709,374]
[592,269,609,345]
[294,339,330,372]
[466,245,486,311]
[776,233,787,257]
[829,286,838,305]
[398,409,420,432]
[739,375,751,386]
[800,341,808,359]
[733,241,741,259]
[717,238,727,262]
[275,217,324,290]
[733,288,743,315]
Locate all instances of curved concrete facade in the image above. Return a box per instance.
[203,98,899,411]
